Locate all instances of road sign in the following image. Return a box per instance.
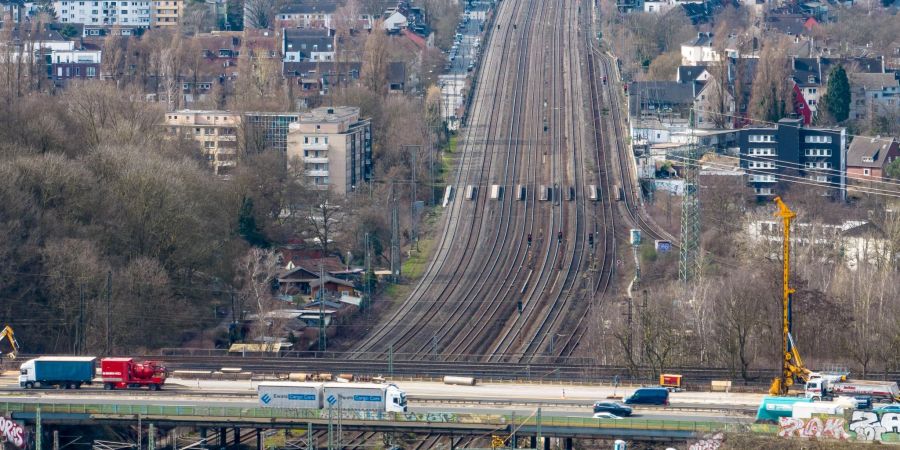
[654,240,672,253]
[491,436,505,448]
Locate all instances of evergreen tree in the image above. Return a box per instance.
[821,65,851,123]
[238,197,268,247]
[885,158,900,180]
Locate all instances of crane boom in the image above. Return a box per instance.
[0,325,20,360]
[769,197,811,396]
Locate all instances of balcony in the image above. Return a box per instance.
[304,156,329,164]
[304,142,329,151]
[307,169,329,177]
[217,135,237,141]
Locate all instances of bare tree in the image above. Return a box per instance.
[236,248,283,348]
[243,0,282,29]
[305,190,345,256]
[749,38,792,123]
[361,25,389,95]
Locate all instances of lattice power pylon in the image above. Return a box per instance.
[679,118,702,282]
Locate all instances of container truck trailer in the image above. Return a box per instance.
[806,378,900,402]
[19,356,96,389]
[257,382,407,412]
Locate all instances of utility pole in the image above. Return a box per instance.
[106,270,111,355]
[318,261,326,352]
[679,110,702,282]
[364,232,371,316]
[390,182,401,282]
[405,145,422,251]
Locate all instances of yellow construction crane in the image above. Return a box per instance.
[0,325,20,360]
[769,197,811,396]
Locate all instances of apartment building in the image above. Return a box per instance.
[151,0,182,27]
[738,117,846,198]
[286,106,372,195]
[54,0,152,27]
[164,110,241,175]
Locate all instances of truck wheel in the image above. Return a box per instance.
[24,382,33,389]
[104,383,113,390]
[75,383,82,389]
[149,384,160,391]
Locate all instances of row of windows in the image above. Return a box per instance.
[303,136,329,144]
[804,135,832,144]
[61,1,149,5]
[56,66,96,77]
[748,147,776,156]
[804,162,832,169]
[804,148,832,157]
[748,161,776,169]
[748,134,775,143]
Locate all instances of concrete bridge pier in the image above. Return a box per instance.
[530,436,537,448]
[232,428,241,447]
[255,429,262,450]
[565,437,573,450]
[199,428,208,450]
[218,428,226,448]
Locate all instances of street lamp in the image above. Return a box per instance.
[548,333,568,355]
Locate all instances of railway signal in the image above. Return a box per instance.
[527,233,532,246]
[588,232,594,247]
[557,231,563,242]
[517,301,523,313]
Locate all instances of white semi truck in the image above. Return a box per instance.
[258,382,408,412]
[805,378,900,402]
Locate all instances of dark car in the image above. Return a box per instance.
[592,402,632,417]
[624,387,670,406]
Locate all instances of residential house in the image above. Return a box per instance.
[283,61,362,98]
[274,1,337,30]
[151,0,182,27]
[382,8,406,32]
[387,61,406,93]
[681,32,719,66]
[848,72,900,120]
[286,106,372,194]
[692,75,735,129]
[627,81,696,121]
[748,218,891,270]
[791,57,822,115]
[54,0,152,28]
[1,0,24,24]
[762,13,818,37]
[738,117,847,197]
[676,65,709,84]
[164,110,241,175]
[282,28,335,62]
[2,28,103,85]
[845,136,900,181]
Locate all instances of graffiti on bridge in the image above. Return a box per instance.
[849,411,900,442]
[777,417,849,440]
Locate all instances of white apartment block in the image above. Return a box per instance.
[54,0,152,26]
[165,110,241,175]
[286,106,372,195]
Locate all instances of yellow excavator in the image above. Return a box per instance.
[769,198,812,396]
[0,325,20,360]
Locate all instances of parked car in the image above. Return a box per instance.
[592,402,632,416]
[875,405,900,413]
[592,412,623,420]
[624,387,670,406]
[854,396,873,410]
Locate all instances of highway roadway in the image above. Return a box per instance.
[0,375,758,423]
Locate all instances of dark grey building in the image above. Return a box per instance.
[738,118,847,198]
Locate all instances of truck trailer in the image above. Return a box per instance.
[100,357,167,390]
[806,378,900,402]
[257,382,407,412]
[19,356,96,389]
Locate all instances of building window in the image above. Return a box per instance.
[863,168,870,176]
[804,162,832,169]
[862,156,874,163]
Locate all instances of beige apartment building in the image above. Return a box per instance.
[152,0,183,27]
[286,106,372,195]
[164,110,240,175]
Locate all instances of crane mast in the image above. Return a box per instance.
[0,325,20,360]
[769,197,811,395]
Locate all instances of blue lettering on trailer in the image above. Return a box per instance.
[288,394,317,401]
[353,395,382,402]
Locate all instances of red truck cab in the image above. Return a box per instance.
[100,357,167,391]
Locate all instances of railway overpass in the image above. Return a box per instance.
[2,399,750,449]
